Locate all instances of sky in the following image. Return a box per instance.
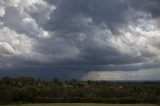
[0,0,160,81]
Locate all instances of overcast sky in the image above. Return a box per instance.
[0,0,160,81]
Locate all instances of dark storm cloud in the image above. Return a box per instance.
[36,0,144,65]
[130,0,160,17]
[0,0,160,80]
[45,0,129,34]
[0,66,87,80]
[32,0,130,65]
[45,0,160,33]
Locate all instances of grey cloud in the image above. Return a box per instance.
[130,0,160,18]
[0,0,160,80]
[0,66,86,80]
[45,0,130,34]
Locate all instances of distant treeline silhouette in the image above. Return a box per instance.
[0,76,160,104]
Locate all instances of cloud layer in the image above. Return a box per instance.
[0,0,160,80]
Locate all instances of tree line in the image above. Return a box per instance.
[0,76,160,104]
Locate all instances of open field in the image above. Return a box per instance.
[5,103,159,106]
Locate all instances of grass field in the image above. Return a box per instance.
[5,103,159,106]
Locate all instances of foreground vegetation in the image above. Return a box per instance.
[0,77,160,104]
[5,103,160,106]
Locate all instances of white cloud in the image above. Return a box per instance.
[6,0,20,7]
[0,1,5,17]
[0,0,56,67]
[0,26,52,66]
[89,9,160,62]
[22,17,50,38]
[0,0,21,17]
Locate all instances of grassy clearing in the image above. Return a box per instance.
[5,103,159,106]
